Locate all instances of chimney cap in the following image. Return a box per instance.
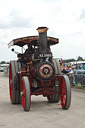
[36,27,48,33]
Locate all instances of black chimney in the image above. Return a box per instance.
[37,27,48,54]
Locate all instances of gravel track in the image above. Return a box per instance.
[0,72,85,128]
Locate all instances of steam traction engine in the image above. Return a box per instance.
[8,27,71,111]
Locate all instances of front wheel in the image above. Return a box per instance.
[21,77,31,111]
[60,75,71,109]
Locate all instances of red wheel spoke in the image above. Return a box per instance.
[9,64,13,102]
[21,77,31,111]
[60,77,66,108]
[59,75,71,109]
[62,95,66,105]
[21,79,26,109]
[62,87,66,95]
[21,95,25,109]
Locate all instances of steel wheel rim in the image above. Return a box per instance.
[21,79,26,109]
[60,78,66,107]
[9,64,13,102]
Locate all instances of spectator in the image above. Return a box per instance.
[67,68,75,86]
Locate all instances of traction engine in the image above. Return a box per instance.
[8,27,71,111]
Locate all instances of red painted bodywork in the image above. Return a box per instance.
[19,67,63,97]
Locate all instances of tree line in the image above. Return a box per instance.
[0,61,9,64]
[0,56,85,64]
[63,56,85,63]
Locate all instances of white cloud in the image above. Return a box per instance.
[0,0,85,61]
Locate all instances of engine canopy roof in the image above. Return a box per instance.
[8,36,59,48]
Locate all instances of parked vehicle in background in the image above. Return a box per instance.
[0,67,4,72]
[74,69,85,86]
[0,64,9,74]
[69,61,85,70]
[4,66,9,76]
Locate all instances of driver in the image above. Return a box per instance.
[24,44,34,62]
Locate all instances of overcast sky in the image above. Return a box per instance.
[0,0,85,61]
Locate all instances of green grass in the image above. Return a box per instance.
[74,86,85,90]
[71,83,85,90]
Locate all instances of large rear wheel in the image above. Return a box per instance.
[9,61,21,104]
[47,83,59,103]
[21,77,31,111]
[60,75,71,109]
[47,59,61,103]
[54,80,59,103]
[14,61,21,103]
[9,61,16,104]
